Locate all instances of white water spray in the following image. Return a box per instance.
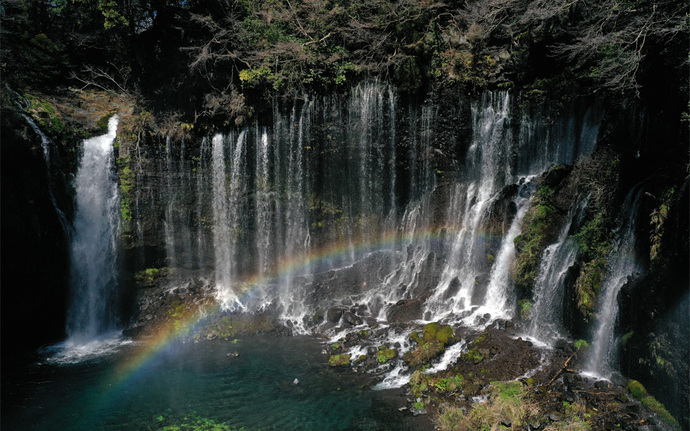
[66,115,121,340]
[586,188,644,378]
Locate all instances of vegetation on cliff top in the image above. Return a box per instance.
[2,0,686,128]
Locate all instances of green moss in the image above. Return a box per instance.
[513,185,560,290]
[167,300,185,318]
[621,331,634,349]
[518,299,533,322]
[135,267,168,285]
[627,380,679,427]
[423,322,440,340]
[405,339,445,367]
[24,93,64,135]
[575,259,606,317]
[117,157,135,224]
[328,354,351,367]
[409,331,422,344]
[377,348,397,364]
[94,112,114,134]
[435,325,454,344]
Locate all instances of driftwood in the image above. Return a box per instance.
[547,352,577,386]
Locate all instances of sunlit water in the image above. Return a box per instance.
[4,337,417,431]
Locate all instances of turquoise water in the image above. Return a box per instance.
[4,336,414,431]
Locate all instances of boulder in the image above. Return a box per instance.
[343,311,363,326]
[328,354,351,367]
[326,306,347,323]
[386,299,423,323]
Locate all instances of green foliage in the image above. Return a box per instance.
[574,339,589,350]
[435,404,466,431]
[461,347,485,364]
[24,94,64,135]
[513,185,559,290]
[574,259,606,317]
[543,401,592,431]
[135,267,168,285]
[650,187,675,268]
[574,213,610,262]
[413,401,425,410]
[118,160,135,223]
[518,299,533,322]
[157,414,244,431]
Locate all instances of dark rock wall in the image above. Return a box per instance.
[1,108,71,353]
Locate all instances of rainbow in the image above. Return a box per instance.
[105,225,501,386]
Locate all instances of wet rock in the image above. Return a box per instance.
[343,311,363,326]
[554,338,569,351]
[595,380,613,391]
[386,299,423,323]
[327,306,347,323]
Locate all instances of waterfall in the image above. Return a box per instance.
[586,187,644,378]
[66,115,121,339]
[477,179,536,323]
[527,201,586,343]
[128,82,604,338]
[212,132,247,310]
[425,92,513,321]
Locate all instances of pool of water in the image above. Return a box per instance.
[3,336,419,431]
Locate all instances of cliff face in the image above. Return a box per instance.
[3,72,688,431]
[1,106,70,351]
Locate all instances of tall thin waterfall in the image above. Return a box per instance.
[67,116,121,339]
[586,187,644,377]
[527,201,586,343]
[479,180,535,322]
[212,132,248,310]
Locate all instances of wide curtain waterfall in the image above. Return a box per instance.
[137,82,605,334]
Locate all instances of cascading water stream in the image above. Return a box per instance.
[58,116,122,358]
[526,200,586,344]
[212,132,247,310]
[473,178,536,324]
[585,187,644,378]
[425,92,513,321]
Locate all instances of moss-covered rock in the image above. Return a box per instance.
[627,379,679,427]
[328,353,351,367]
[376,348,397,364]
[435,324,454,344]
[405,338,445,368]
[422,322,440,340]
